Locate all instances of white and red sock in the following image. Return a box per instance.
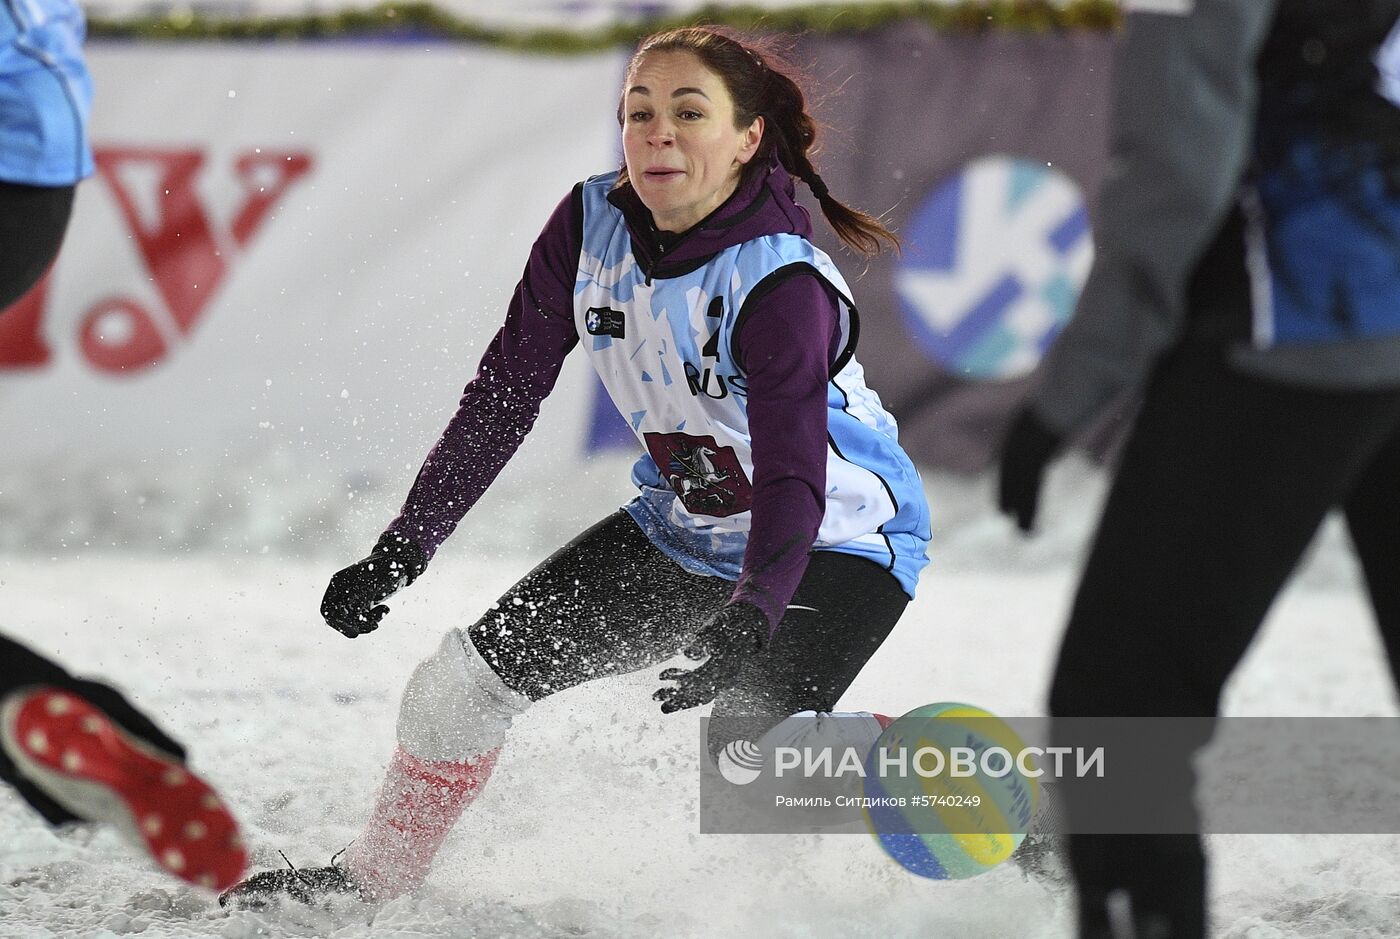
[342,745,498,898]
[344,628,530,897]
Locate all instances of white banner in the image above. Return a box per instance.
[0,44,635,554]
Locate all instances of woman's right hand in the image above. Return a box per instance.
[320,533,427,638]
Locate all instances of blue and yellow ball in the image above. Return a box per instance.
[862,702,1039,879]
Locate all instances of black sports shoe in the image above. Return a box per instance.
[1011,781,1069,886]
[218,850,363,910]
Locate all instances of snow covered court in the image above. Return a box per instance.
[3,468,1400,939]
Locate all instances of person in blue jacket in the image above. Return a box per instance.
[1,0,248,892]
[998,1,1400,935]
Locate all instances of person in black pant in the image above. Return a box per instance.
[219,25,932,908]
[998,1,1400,935]
[2,0,248,892]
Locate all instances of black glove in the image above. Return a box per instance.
[654,602,769,714]
[997,408,1065,534]
[321,532,427,638]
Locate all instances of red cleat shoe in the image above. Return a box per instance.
[0,686,248,891]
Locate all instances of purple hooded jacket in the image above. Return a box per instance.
[387,160,842,629]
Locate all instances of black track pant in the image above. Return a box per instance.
[0,182,88,823]
[466,511,910,753]
[0,181,75,310]
[1049,342,1400,937]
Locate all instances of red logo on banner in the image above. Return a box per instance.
[0,272,55,368]
[0,147,313,374]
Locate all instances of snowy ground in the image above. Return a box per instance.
[3,465,1400,938]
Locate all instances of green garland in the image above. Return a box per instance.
[87,0,1120,48]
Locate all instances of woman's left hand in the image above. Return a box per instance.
[654,603,769,713]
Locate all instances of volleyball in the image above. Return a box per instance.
[861,703,1040,880]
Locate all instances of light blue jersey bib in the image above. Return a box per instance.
[575,172,930,598]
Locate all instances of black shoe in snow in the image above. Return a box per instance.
[217,850,363,910]
[1011,827,1068,885]
[1011,781,1069,886]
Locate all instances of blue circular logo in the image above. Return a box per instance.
[895,156,1094,381]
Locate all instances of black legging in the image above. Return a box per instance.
[0,180,85,823]
[466,511,911,754]
[1049,341,1400,937]
[0,181,75,310]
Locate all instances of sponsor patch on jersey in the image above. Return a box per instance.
[644,431,753,518]
[585,306,626,339]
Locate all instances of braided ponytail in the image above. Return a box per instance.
[624,26,900,258]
